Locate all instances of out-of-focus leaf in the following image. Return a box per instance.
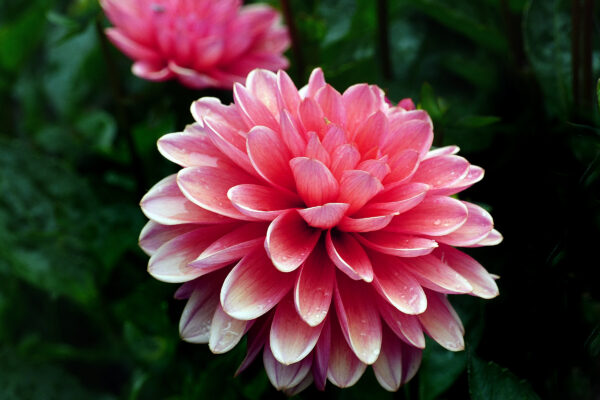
[420,82,446,120]
[468,354,540,400]
[419,341,467,400]
[75,110,117,154]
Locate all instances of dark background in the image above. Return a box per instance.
[0,0,598,399]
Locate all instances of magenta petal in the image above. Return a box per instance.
[270,295,323,364]
[384,119,433,160]
[148,225,233,283]
[304,132,331,166]
[246,69,280,117]
[209,304,249,353]
[418,290,465,351]
[247,126,295,191]
[326,230,374,282]
[424,145,460,160]
[179,273,224,343]
[338,170,384,214]
[228,184,302,220]
[376,296,425,348]
[279,109,306,157]
[334,274,382,364]
[221,247,297,320]
[357,157,391,182]
[304,67,326,98]
[343,84,379,134]
[203,116,258,176]
[411,155,470,189]
[298,203,349,229]
[357,231,438,258]
[353,111,388,151]
[330,144,361,180]
[364,182,429,216]
[177,165,259,220]
[383,149,420,188]
[290,157,339,207]
[266,210,321,272]
[299,97,325,136]
[141,175,232,225]
[105,28,161,62]
[132,61,173,81]
[401,344,422,384]
[233,82,279,131]
[139,221,199,256]
[236,314,272,375]
[264,344,313,390]
[294,243,335,326]
[337,213,395,233]
[400,255,473,294]
[373,326,405,392]
[369,251,427,315]
[431,165,484,196]
[327,316,367,388]
[437,202,494,246]
[385,195,468,236]
[315,84,346,127]
[313,316,331,390]
[434,245,499,299]
[157,126,231,168]
[469,228,503,247]
[322,124,346,154]
[277,70,301,116]
[190,222,268,271]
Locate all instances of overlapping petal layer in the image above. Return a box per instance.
[101,0,289,89]
[139,68,502,393]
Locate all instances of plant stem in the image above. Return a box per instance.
[279,0,305,81]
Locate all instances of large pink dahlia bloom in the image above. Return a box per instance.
[101,0,289,89]
[139,68,502,394]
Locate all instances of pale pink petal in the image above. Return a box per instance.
[385,195,468,236]
[191,97,247,132]
[179,272,225,343]
[326,230,373,282]
[424,145,460,160]
[337,213,395,233]
[469,228,503,247]
[315,84,346,127]
[277,70,301,115]
[270,295,323,364]
[221,247,297,320]
[304,132,331,166]
[353,111,388,151]
[418,291,465,351]
[373,326,404,391]
[343,84,379,133]
[303,67,326,98]
[279,109,306,157]
[432,165,484,196]
[132,61,174,81]
[294,242,335,326]
[233,82,279,131]
[209,304,249,353]
[141,175,232,225]
[376,296,425,348]
[357,231,438,257]
[228,184,302,220]
[297,203,349,229]
[383,149,420,188]
[139,221,199,256]
[363,182,429,216]
[327,317,367,388]
[157,127,232,168]
[170,62,222,89]
[283,373,313,396]
[357,157,391,182]
[263,344,313,390]
[434,245,499,298]
[190,222,268,271]
[298,97,325,136]
[400,255,473,294]
[247,126,295,191]
[321,124,346,153]
[369,251,427,315]
[411,155,470,189]
[334,274,382,364]
[289,157,339,207]
[330,144,361,180]
[384,119,433,160]
[338,170,384,214]
[177,165,259,220]
[246,69,280,117]
[148,225,233,283]
[105,28,161,63]
[437,202,494,246]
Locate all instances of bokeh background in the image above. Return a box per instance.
[1,0,599,399]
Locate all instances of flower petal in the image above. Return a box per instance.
[338,170,384,214]
[330,144,361,180]
[263,344,313,390]
[364,182,429,216]
[139,221,199,256]
[315,84,346,127]
[299,97,325,136]
[418,291,465,351]
[353,111,388,151]
[411,155,470,189]
[327,316,367,388]
[376,296,425,348]
[334,273,382,364]
[277,70,301,116]
[383,149,420,188]
[157,127,231,168]
[400,255,473,294]
[221,247,297,320]
[357,231,438,257]
[266,210,321,272]
[270,295,323,365]
[233,82,279,131]
[228,184,302,220]
[337,213,395,232]
[236,314,272,375]
[326,230,373,282]
[384,119,433,160]
[436,202,494,246]
[469,228,503,247]
[247,126,296,191]
[209,304,249,353]
[290,157,339,207]
[343,84,379,134]
[279,109,306,157]
[313,317,331,390]
[179,272,225,343]
[297,203,349,229]
[373,326,405,392]
[401,344,422,384]
[246,69,279,117]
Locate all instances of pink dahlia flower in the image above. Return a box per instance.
[139,68,502,394]
[101,0,290,89]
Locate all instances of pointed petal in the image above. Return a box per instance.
[270,295,323,364]
[203,116,257,176]
[148,225,233,283]
[400,255,473,294]
[337,213,395,233]
[277,70,301,115]
[299,97,325,136]
[141,175,232,225]
[279,109,306,157]
[315,84,346,127]
[385,195,468,236]
[373,326,405,392]
[436,202,494,246]
[313,317,331,390]
[383,149,420,188]
[424,145,460,160]
[290,157,339,207]
[376,296,425,348]
[334,274,382,364]
[327,316,367,388]
[221,247,297,320]
[177,165,258,220]
[233,82,279,131]
[369,251,427,314]
[246,69,279,117]
[265,210,321,272]
[357,232,438,257]
[294,242,335,326]
[228,184,302,220]
[357,157,391,182]
[236,314,272,375]
[433,165,484,196]
[411,155,470,189]
[384,119,433,160]
[353,111,388,151]
[209,304,249,353]
[139,221,199,256]
[418,291,465,351]
[297,203,349,229]
[157,127,231,168]
[304,67,326,98]
[401,343,422,384]
[304,132,331,166]
[263,344,313,390]
[364,182,429,216]
[434,245,499,298]
[179,273,225,343]
[190,222,268,271]
[343,84,379,133]
[338,170,384,214]
[469,228,503,247]
[326,230,373,282]
[246,126,295,191]
[330,144,361,180]
[322,124,346,153]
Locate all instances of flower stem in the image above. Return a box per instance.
[279,0,305,80]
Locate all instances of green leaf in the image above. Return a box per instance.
[468,355,540,400]
[419,340,467,400]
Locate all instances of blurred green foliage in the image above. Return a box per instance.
[0,0,599,399]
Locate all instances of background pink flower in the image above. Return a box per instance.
[101,0,290,89]
[139,68,502,393]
